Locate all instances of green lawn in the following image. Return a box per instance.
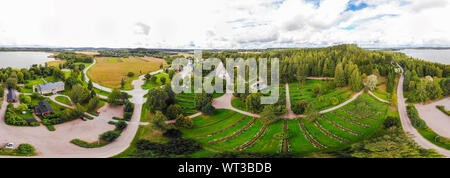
[288,79,353,111]
[142,73,170,90]
[231,97,246,111]
[55,96,72,106]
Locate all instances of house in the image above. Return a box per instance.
[35,81,65,95]
[35,101,54,116]
[7,88,17,103]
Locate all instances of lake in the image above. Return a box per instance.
[0,51,55,69]
[399,49,450,65]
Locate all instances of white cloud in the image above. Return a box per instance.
[0,0,449,48]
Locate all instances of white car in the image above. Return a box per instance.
[5,142,14,149]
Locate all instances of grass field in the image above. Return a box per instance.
[46,60,66,67]
[87,57,166,90]
[142,73,170,90]
[175,92,198,116]
[289,79,353,110]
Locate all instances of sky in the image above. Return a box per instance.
[0,0,449,49]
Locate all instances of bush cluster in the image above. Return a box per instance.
[406,104,427,129]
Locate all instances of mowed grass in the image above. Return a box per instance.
[142,73,170,90]
[88,57,166,90]
[175,93,198,115]
[55,96,72,106]
[288,79,353,111]
[246,120,283,153]
[181,110,265,152]
[287,120,317,153]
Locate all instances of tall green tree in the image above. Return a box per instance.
[151,111,169,131]
[260,105,279,125]
[69,84,90,104]
[334,63,346,87]
[350,69,363,92]
[146,88,169,113]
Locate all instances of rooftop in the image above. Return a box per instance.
[36,81,64,92]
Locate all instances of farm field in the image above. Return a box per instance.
[87,57,166,90]
[181,93,388,156]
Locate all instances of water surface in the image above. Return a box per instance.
[399,49,450,65]
[0,51,55,69]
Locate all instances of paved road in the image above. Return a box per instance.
[396,64,450,158]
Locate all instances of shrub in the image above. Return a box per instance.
[201,103,215,115]
[112,116,123,120]
[124,101,134,112]
[115,121,128,131]
[175,114,193,128]
[436,105,450,116]
[384,116,400,128]
[17,144,35,154]
[123,112,132,121]
[330,97,339,106]
[99,130,121,142]
[406,104,427,129]
[292,101,308,115]
[163,129,182,139]
[166,104,183,120]
[136,138,201,156]
[127,72,135,77]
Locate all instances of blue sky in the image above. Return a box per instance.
[0,0,449,48]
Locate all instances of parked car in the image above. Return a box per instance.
[81,117,87,121]
[94,110,100,114]
[5,142,14,149]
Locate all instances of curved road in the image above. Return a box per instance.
[396,64,450,158]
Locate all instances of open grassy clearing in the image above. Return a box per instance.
[46,60,66,67]
[142,73,170,90]
[55,96,72,106]
[372,88,390,101]
[288,79,353,110]
[88,57,166,90]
